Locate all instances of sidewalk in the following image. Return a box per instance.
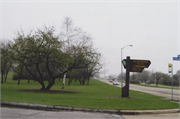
[1,101,179,115]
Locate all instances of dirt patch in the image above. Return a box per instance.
[19,89,79,94]
[107,97,137,99]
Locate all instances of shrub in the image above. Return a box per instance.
[130,79,140,84]
[12,73,18,80]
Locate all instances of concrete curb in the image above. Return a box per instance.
[1,101,179,115]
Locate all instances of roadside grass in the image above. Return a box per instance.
[132,83,180,90]
[1,73,179,110]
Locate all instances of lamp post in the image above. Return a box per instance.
[121,45,133,88]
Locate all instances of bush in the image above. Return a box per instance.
[12,72,51,81]
[12,73,18,80]
[130,79,140,84]
[160,75,179,86]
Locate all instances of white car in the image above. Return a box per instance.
[109,79,113,82]
[113,81,119,85]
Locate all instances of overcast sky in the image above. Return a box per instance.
[1,0,180,77]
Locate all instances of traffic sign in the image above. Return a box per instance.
[173,54,180,61]
[173,57,180,61]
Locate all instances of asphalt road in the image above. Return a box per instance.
[99,79,180,101]
[1,107,125,119]
[1,107,180,119]
[123,113,180,119]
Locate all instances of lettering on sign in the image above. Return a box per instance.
[130,67,144,72]
[135,65,146,68]
[130,60,151,68]
[122,59,151,73]
[132,60,149,63]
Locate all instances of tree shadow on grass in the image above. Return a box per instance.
[19,89,80,94]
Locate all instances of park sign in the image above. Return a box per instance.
[121,56,151,98]
[122,59,151,72]
[130,67,144,73]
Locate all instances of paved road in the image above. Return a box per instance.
[1,107,180,119]
[100,79,180,101]
[1,107,125,119]
[123,113,180,119]
[130,83,180,101]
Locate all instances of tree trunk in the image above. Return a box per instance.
[45,82,55,90]
[78,78,81,84]
[87,77,90,85]
[156,80,158,87]
[82,78,85,85]
[68,78,71,85]
[40,83,46,90]
[4,73,7,82]
[17,72,22,84]
[18,78,20,84]
[62,73,67,89]
[4,66,11,82]
[28,79,30,83]
[1,72,3,83]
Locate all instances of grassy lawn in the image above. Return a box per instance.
[132,83,180,90]
[1,72,179,110]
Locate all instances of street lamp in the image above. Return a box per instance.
[121,45,133,88]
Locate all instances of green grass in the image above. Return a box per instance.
[132,83,180,90]
[1,73,179,110]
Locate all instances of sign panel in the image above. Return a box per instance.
[168,63,172,68]
[122,60,126,68]
[130,60,151,68]
[130,67,144,72]
[122,59,151,73]
[168,63,173,73]
[173,57,180,61]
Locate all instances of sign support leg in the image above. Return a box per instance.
[172,69,173,100]
[122,56,130,97]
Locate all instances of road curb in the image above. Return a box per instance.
[1,101,179,115]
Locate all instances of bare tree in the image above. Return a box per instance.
[135,70,150,84]
[58,17,101,89]
[152,71,163,87]
[176,69,180,78]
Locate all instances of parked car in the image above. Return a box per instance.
[146,81,151,85]
[113,81,119,85]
